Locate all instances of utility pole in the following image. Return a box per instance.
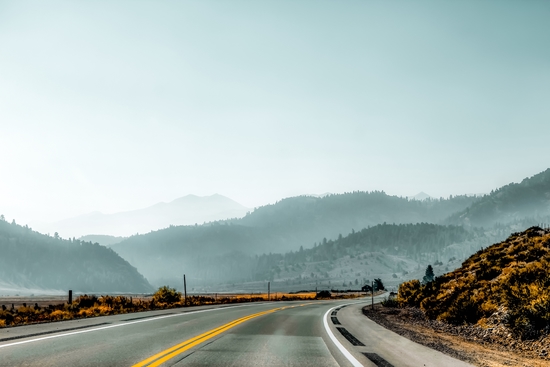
[268,281,271,301]
[371,280,374,310]
[183,274,187,306]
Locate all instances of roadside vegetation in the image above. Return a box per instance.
[0,287,360,327]
[397,227,550,340]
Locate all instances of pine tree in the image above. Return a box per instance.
[423,265,435,284]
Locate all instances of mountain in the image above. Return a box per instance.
[234,192,478,244]
[447,168,550,228]
[31,194,250,238]
[112,191,479,285]
[399,226,550,339]
[0,218,153,294]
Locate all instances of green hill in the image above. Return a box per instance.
[0,218,153,293]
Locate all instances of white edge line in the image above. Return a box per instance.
[323,303,364,367]
[0,303,261,349]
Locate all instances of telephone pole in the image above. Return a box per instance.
[268,281,271,301]
[183,274,187,306]
[370,280,374,310]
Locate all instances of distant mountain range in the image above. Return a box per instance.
[6,169,550,294]
[31,194,250,238]
[111,169,550,287]
[0,219,152,294]
[112,191,479,285]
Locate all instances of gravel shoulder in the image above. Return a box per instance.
[362,304,550,367]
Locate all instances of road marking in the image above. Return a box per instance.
[323,304,364,367]
[0,303,268,349]
[132,305,297,367]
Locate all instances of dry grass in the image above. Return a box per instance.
[0,288,362,328]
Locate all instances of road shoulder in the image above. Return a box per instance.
[333,301,474,367]
[362,304,550,367]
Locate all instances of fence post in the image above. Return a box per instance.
[68,290,72,304]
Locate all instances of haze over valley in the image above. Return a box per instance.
[3,168,550,295]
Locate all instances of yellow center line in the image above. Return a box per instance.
[132,307,285,367]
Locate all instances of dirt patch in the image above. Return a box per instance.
[363,304,550,367]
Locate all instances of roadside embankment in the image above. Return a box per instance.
[363,304,550,367]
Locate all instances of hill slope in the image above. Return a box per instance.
[252,222,485,285]
[0,219,153,294]
[447,168,550,228]
[399,226,550,339]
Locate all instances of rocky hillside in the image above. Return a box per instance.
[399,226,550,339]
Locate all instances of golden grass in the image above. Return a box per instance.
[0,288,363,328]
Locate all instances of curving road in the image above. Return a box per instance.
[0,295,473,366]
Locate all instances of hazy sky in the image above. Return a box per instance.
[1,0,549,224]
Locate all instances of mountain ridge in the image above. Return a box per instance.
[446,168,550,228]
[31,194,250,238]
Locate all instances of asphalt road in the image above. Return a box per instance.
[0,295,473,366]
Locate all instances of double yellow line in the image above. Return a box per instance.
[132,306,286,367]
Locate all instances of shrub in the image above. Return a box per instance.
[315,290,331,299]
[153,286,182,305]
[49,310,72,321]
[398,279,422,307]
[381,296,398,308]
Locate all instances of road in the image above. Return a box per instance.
[0,295,473,366]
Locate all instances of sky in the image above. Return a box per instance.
[1,0,549,224]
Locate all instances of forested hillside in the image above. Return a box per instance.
[0,218,153,293]
[113,222,487,289]
[112,192,478,286]
[252,223,486,283]
[447,168,550,228]
[112,169,550,289]
[237,191,478,244]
